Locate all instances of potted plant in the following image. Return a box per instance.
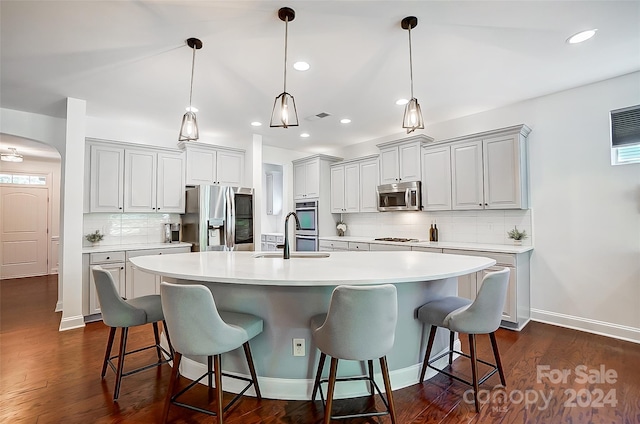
[85,230,104,246]
[336,221,347,237]
[507,226,527,245]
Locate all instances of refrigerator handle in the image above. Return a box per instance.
[226,188,235,250]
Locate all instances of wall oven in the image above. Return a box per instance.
[295,200,318,251]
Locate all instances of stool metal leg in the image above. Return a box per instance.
[113,327,129,401]
[153,322,162,361]
[243,342,262,399]
[489,332,506,386]
[323,357,339,424]
[379,356,397,424]
[101,327,116,379]
[162,320,175,359]
[162,351,182,423]
[311,352,326,401]
[368,360,375,396]
[214,354,224,423]
[448,331,455,365]
[468,334,480,413]
[419,325,438,381]
[208,356,213,389]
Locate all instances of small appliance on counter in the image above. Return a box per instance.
[164,223,181,243]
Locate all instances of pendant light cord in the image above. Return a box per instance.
[408,25,414,99]
[283,16,289,93]
[189,44,196,108]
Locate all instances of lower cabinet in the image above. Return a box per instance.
[318,240,348,251]
[369,243,411,251]
[84,245,191,320]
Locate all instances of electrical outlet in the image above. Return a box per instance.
[293,338,305,356]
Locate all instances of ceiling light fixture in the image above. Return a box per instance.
[396,98,409,105]
[251,121,263,127]
[567,29,597,44]
[401,16,424,134]
[300,133,310,138]
[1,147,24,163]
[270,7,299,128]
[340,118,351,124]
[293,61,310,71]
[179,37,203,141]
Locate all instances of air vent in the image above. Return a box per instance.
[305,112,331,122]
[611,105,640,147]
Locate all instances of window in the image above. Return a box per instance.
[0,173,47,185]
[611,105,640,166]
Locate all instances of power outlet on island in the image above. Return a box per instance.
[293,338,305,356]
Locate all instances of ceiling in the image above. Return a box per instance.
[1,1,639,158]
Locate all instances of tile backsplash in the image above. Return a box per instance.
[340,209,533,245]
[83,213,181,247]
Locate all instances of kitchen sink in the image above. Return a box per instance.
[253,252,330,259]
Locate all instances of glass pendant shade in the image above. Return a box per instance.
[179,111,199,141]
[402,97,424,133]
[270,92,299,128]
[1,148,23,162]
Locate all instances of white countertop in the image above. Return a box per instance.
[82,242,192,254]
[319,236,533,254]
[130,250,496,286]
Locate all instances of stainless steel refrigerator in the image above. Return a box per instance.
[181,185,254,251]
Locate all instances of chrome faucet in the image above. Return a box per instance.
[283,212,300,259]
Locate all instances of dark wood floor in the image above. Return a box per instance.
[1,275,639,423]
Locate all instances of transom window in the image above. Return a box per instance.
[0,173,47,185]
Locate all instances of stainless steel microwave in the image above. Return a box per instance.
[377,181,422,211]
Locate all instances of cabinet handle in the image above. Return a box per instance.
[484,203,488,206]
[479,203,482,206]
[119,207,123,210]
[120,267,124,270]
[158,252,162,255]
[106,256,110,260]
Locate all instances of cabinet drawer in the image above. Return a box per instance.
[126,246,191,259]
[319,240,348,250]
[348,242,370,251]
[412,247,442,253]
[90,251,125,264]
[369,243,411,251]
[443,249,515,266]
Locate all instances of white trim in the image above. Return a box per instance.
[531,308,640,344]
[58,315,85,331]
[175,340,461,400]
[55,300,63,312]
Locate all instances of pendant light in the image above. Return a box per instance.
[1,148,24,163]
[401,16,424,134]
[179,37,203,141]
[270,7,299,128]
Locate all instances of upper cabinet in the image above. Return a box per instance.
[294,158,320,199]
[450,125,531,210]
[179,142,245,187]
[87,140,185,214]
[330,155,379,214]
[377,135,433,184]
[421,145,452,211]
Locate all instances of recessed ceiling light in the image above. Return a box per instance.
[396,98,409,105]
[340,118,351,124]
[567,29,597,44]
[293,61,310,71]
[300,133,310,138]
[186,106,199,112]
[251,121,262,127]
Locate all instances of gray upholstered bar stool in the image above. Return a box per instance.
[417,267,510,412]
[92,266,173,401]
[310,284,398,424]
[160,282,263,423]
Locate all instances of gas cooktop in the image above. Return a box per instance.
[373,237,419,242]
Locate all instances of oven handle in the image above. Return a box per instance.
[405,189,410,207]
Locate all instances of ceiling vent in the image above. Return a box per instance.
[611,105,640,147]
[305,112,331,122]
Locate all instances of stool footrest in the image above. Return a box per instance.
[106,343,172,378]
[427,349,499,387]
[317,374,391,421]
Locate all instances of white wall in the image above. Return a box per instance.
[329,72,640,342]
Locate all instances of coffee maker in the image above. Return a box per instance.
[164,223,181,243]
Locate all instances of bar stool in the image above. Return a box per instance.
[417,267,510,412]
[159,282,263,423]
[92,266,173,401]
[310,284,398,424]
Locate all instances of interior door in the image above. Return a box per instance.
[0,186,49,279]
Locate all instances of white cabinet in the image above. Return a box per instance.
[180,142,245,187]
[369,243,412,251]
[294,158,320,199]
[376,136,432,184]
[359,158,379,213]
[125,246,191,299]
[448,125,530,210]
[348,242,369,251]
[265,172,283,216]
[411,246,443,253]
[421,145,452,211]
[89,145,124,212]
[124,149,185,213]
[86,251,126,315]
[444,248,530,331]
[330,163,359,213]
[318,239,348,251]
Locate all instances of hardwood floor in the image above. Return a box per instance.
[1,275,639,423]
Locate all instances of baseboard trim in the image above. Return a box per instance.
[531,308,640,344]
[58,315,85,331]
[176,340,461,400]
[55,301,63,313]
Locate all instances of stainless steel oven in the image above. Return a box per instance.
[294,200,318,236]
[295,235,318,252]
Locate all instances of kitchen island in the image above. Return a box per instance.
[130,250,495,400]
